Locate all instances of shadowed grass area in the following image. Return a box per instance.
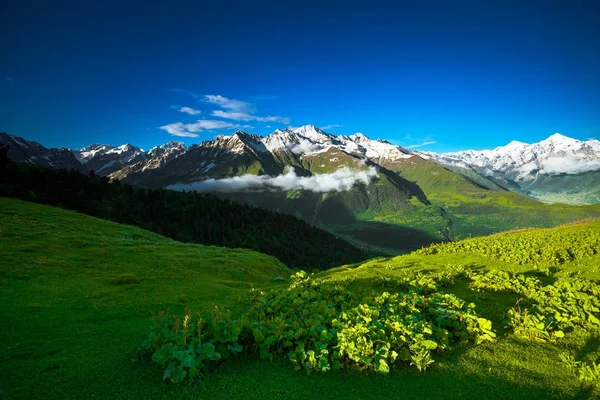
[1,197,599,399]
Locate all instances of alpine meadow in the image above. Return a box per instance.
[2,1,600,399]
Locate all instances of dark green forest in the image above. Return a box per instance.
[0,146,369,269]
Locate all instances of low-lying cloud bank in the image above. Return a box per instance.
[539,157,600,175]
[167,167,379,193]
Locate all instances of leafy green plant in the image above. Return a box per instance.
[559,352,600,388]
[143,306,244,383]
[410,348,435,372]
[467,269,600,341]
[417,225,600,269]
[144,271,496,382]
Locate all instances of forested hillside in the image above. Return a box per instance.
[0,147,369,269]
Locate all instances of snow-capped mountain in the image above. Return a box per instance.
[75,143,147,175]
[0,132,85,171]
[426,133,600,180]
[423,133,600,204]
[109,141,186,181]
[262,125,413,162]
[98,125,417,189]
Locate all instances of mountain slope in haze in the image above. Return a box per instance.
[424,133,600,204]
[0,132,85,172]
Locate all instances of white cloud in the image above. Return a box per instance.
[160,123,200,138]
[167,166,379,193]
[212,110,290,124]
[320,124,341,130]
[289,138,318,154]
[160,119,253,137]
[204,95,255,113]
[539,157,600,175]
[162,93,289,138]
[179,107,201,115]
[406,141,437,149]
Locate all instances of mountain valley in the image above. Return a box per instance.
[2,127,600,253]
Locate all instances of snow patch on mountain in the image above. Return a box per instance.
[260,125,413,162]
[427,133,600,179]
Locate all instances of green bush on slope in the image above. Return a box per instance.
[144,272,496,383]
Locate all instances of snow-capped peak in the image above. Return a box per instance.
[543,132,575,143]
[291,125,330,141]
[348,132,369,143]
[106,143,138,155]
[77,144,114,163]
[503,140,528,150]
[148,141,186,157]
[425,133,600,179]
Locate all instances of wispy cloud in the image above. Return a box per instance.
[160,119,253,138]
[205,94,290,125]
[164,92,289,137]
[211,110,290,124]
[289,139,319,154]
[406,141,437,149]
[204,95,255,113]
[320,124,341,130]
[167,167,379,193]
[179,106,201,115]
[5,76,15,84]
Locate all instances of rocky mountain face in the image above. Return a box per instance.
[423,133,600,204]
[75,143,147,175]
[113,125,415,187]
[109,141,186,181]
[0,132,85,172]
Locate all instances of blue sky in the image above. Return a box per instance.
[1,0,599,152]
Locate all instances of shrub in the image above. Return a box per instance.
[142,272,495,383]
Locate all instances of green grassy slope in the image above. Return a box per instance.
[385,156,600,240]
[2,198,599,399]
[0,198,290,399]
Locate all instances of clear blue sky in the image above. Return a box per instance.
[1,0,599,152]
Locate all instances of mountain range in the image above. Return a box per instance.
[2,126,600,253]
[423,133,600,205]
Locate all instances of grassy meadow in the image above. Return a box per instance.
[1,197,599,399]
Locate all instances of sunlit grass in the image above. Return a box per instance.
[1,197,599,399]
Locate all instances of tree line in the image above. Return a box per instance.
[0,146,369,269]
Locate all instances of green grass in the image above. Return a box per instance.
[1,197,599,399]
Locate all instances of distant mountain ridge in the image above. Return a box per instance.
[0,132,85,172]
[423,133,600,204]
[4,127,600,253]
